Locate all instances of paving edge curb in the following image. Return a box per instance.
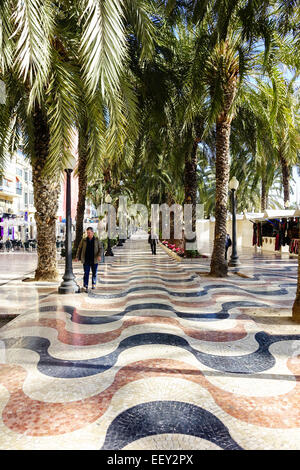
[159,242,183,262]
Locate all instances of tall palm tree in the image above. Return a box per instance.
[272,76,299,206]
[0,0,142,280]
[0,1,79,280]
[205,35,240,276]
[165,0,298,276]
[73,0,157,251]
[128,17,207,245]
[73,118,88,253]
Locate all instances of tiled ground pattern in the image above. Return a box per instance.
[0,236,300,450]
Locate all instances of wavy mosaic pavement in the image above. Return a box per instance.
[0,237,300,450]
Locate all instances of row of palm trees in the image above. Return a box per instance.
[0,0,299,316]
[119,0,299,277]
[0,0,151,279]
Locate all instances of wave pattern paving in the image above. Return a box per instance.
[0,238,300,450]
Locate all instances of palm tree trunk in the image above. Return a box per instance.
[74,125,88,253]
[209,117,231,277]
[32,106,60,281]
[184,138,198,236]
[280,150,290,206]
[183,120,204,251]
[261,177,268,212]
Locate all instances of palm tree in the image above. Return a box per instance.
[0,0,145,280]
[73,119,88,253]
[73,0,157,251]
[0,1,79,280]
[164,0,298,276]
[163,2,259,275]
[205,35,240,276]
[127,17,207,246]
[272,76,299,206]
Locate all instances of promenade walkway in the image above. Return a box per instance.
[0,235,300,449]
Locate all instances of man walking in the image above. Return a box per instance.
[148,232,159,255]
[75,227,103,292]
[225,233,232,260]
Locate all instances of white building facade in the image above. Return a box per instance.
[0,150,36,241]
[0,150,97,242]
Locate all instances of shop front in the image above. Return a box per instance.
[252,210,299,255]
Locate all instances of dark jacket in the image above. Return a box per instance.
[148,234,158,245]
[225,234,232,249]
[76,236,103,264]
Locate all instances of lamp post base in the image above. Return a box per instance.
[58,279,81,294]
[228,257,241,267]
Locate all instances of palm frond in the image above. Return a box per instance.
[45,54,80,174]
[79,0,127,97]
[11,0,54,95]
[0,0,13,72]
[123,0,156,62]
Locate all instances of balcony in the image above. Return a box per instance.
[0,184,16,198]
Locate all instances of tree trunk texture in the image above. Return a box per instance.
[103,168,111,186]
[209,118,231,277]
[73,125,88,253]
[280,151,290,205]
[32,106,60,281]
[184,138,198,238]
[183,120,204,252]
[261,177,268,212]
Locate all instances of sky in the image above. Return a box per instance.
[291,166,300,206]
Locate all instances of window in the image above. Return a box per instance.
[16,180,22,195]
[29,192,34,205]
[16,168,22,177]
[24,193,28,206]
[0,177,9,188]
[24,171,28,182]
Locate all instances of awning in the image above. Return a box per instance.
[244,212,264,221]
[263,210,295,219]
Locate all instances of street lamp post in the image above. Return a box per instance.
[58,159,80,294]
[228,176,241,268]
[105,194,114,256]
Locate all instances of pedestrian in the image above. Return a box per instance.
[225,233,232,260]
[5,239,12,252]
[75,227,103,292]
[148,232,158,255]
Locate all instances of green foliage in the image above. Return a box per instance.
[0,0,299,244]
[184,249,201,258]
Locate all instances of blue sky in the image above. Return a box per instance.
[291,166,300,205]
